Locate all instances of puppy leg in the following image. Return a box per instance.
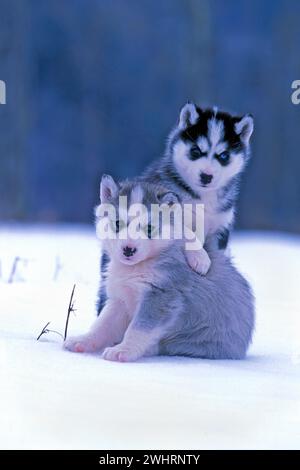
[185,247,211,275]
[64,299,128,353]
[184,227,211,275]
[103,327,161,362]
[103,285,181,362]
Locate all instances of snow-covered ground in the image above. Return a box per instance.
[0,224,300,450]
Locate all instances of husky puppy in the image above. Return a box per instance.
[65,177,254,362]
[97,104,254,314]
[143,103,254,272]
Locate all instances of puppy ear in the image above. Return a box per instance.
[178,102,200,129]
[100,174,118,202]
[234,114,254,145]
[158,191,180,207]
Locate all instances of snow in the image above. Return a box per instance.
[1,224,300,450]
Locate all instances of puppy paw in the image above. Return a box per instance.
[102,344,140,362]
[64,335,98,353]
[185,249,211,275]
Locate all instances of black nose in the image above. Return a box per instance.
[200,173,213,185]
[123,246,137,257]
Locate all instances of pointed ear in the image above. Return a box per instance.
[100,174,118,202]
[178,102,200,129]
[234,114,254,145]
[158,191,180,207]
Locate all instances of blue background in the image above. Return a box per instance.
[0,0,299,231]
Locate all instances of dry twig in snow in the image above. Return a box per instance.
[64,284,76,340]
[37,284,77,342]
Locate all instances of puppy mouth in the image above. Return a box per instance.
[120,254,139,265]
[200,183,215,190]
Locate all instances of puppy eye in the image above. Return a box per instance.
[216,151,230,165]
[111,219,123,233]
[189,145,205,160]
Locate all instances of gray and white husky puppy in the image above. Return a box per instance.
[97,104,254,314]
[65,177,254,362]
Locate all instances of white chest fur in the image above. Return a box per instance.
[106,258,157,319]
[195,192,234,236]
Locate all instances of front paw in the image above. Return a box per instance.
[185,249,211,275]
[102,344,141,362]
[64,335,98,353]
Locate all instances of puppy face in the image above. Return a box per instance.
[96,176,177,266]
[171,104,254,193]
[102,219,171,266]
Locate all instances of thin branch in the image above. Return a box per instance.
[36,284,77,343]
[36,321,51,340]
[36,321,64,341]
[64,284,76,340]
[47,329,64,339]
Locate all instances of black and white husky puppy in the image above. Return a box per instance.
[143,103,254,272]
[97,104,254,314]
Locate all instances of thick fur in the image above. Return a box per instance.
[156,247,254,359]
[65,180,255,361]
[143,104,253,247]
[97,104,254,314]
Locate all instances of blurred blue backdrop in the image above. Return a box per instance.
[0,0,299,231]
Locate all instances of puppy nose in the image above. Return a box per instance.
[123,246,137,257]
[200,173,213,185]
